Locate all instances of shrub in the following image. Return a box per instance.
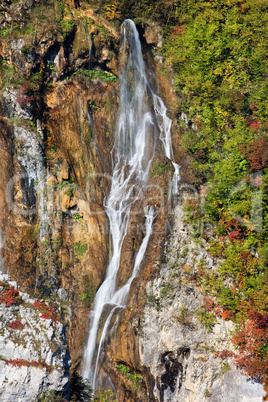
[16,81,35,107]
[231,311,268,379]
[93,388,117,401]
[36,390,65,402]
[70,371,92,401]
[74,69,118,82]
[0,285,22,307]
[5,358,52,372]
[73,241,88,258]
[196,310,216,332]
[149,162,171,177]
[8,320,25,330]
[32,301,59,322]
[81,275,94,307]
[115,364,143,390]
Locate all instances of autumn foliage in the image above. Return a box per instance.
[16,81,34,107]
[248,137,268,171]
[8,320,25,330]
[5,358,52,371]
[32,301,59,323]
[171,25,185,37]
[232,312,268,380]
[204,296,234,321]
[0,285,22,307]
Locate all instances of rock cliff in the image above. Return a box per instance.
[0,1,266,401]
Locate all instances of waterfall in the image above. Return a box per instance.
[82,19,155,389]
[152,94,180,195]
[82,19,179,392]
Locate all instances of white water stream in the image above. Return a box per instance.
[82,19,179,391]
[152,94,180,195]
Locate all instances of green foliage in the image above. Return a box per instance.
[147,294,161,311]
[29,70,44,92]
[175,306,194,328]
[181,247,189,258]
[220,362,231,374]
[81,275,94,307]
[58,1,65,18]
[0,57,15,89]
[162,0,268,379]
[21,45,31,57]
[160,282,173,298]
[0,29,9,37]
[115,364,143,390]
[81,292,93,306]
[70,371,92,401]
[82,0,178,25]
[149,161,171,177]
[57,179,75,198]
[164,0,268,183]
[74,213,83,222]
[49,64,56,72]
[73,241,88,258]
[36,389,65,402]
[74,68,118,82]
[59,18,75,39]
[93,388,117,401]
[115,363,129,376]
[97,24,110,40]
[204,389,212,398]
[195,310,217,332]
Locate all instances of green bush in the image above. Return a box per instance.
[149,162,171,177]
[36,390,65,402]
[93,388,117,401]
[74,241,88,258]
[74,69,118,82]
[70,371,92,401]
[196,310,217,332]
[81,275,94,307]
[115,364,143,390]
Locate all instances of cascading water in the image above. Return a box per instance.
[82,19,180,392]
[82,19,155,390]
[152,94,180,195]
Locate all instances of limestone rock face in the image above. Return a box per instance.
[0,0,119,378]
[100,187,265,402]
[138,189,265,402]
[0,274,70,401]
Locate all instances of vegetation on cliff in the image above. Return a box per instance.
[161,0,268,383]
[1,0,268,393]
